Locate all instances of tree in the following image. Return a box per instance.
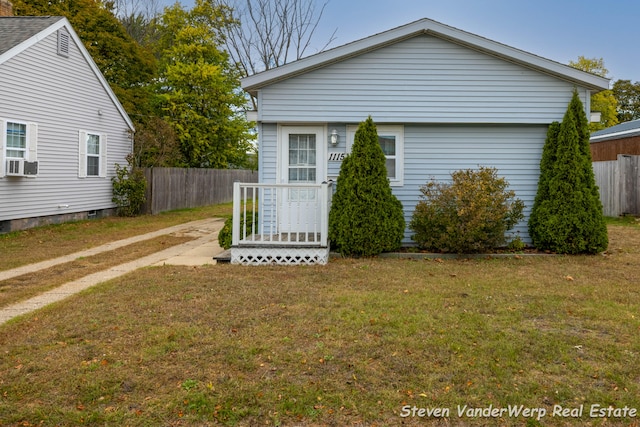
[568,56,618,132]
[132,116,182,167]
[528,90,608,254]
[216,0,336,109]
[329,117,405,256]
[612,79,640,122]
[154,0,255,168]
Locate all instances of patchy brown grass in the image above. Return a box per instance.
[0,235,193,308]
[0,203,232,271]
[0,221,639,426]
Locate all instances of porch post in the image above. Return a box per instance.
[232,181,241,246]
[320,182,329,247]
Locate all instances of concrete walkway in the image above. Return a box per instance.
[0,218,226,325]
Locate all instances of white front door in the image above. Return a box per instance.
[278,126,326,233]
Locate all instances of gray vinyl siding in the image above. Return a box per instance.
[258,123,277,183]
[258,35,585,124]
[258,122,546,243]
[0,27,131,221]
[398,124,547,243]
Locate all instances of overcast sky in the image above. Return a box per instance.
[169,0,640,84]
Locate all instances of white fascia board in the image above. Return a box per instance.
[590,129,640,142]
[0,17,65,65]
[242,18,609,94]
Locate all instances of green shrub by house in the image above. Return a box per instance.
[111,154,147,217]
[218,212,258,250]
[528,90,608,254]
[410,166,524,253]
[328,117,405,256]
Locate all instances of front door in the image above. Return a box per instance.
[278,126,326,233]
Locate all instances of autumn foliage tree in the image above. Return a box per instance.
[329,117,405,256]
[568,57,618,132]
[154,0,255,168]
[528,90,608,254]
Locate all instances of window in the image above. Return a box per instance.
[6,122,26,159]
[1,119,38,177]
[288,133,317,183]
[346,125,404,186]
[79,131,107,178]
[86,133,100,176]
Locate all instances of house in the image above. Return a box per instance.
[0,13,134,232]
[590,119,640,161]
[590,120,640,216]
[231,18,609,265]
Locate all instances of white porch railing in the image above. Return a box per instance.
[232,182,333,248]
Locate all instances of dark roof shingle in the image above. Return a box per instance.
[0,16,64,56]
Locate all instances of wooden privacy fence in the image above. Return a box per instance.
[142,168,258,214]
[593,155,640,217]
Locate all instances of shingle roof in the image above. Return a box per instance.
[0,16,64,56]
[590,119,640,143]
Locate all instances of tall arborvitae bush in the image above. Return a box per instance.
[329,117,405,256]
[528,90,608,254]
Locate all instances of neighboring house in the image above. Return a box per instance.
[0,15,134,232]
[590,119,640,161]
[231,18,609,265]
[590,120,640,216]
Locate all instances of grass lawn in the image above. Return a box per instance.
[0,215,639,426]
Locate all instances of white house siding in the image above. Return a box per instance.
[0,28,131,223]
[257,34,587,124]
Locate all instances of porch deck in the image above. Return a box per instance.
[230,182,333,265]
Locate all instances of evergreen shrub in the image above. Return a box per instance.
[528,90,608,254]
[328,117,405,256]
[218,212,258,250]
[409,166,524,253]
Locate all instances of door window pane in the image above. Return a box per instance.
[288,134,316,183]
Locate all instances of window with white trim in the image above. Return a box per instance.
[6,122,27,159]
[0,119,38,177]
[346,125,404,186]
[79,131,107,178]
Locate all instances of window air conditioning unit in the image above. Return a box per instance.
[5,160,38,176]
[24,161,38,176]
[6,159,24,176]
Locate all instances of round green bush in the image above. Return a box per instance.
[410,166,524,253]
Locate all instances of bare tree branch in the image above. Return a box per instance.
[217,0,337,110]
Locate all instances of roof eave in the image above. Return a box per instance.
[241,18,610,95]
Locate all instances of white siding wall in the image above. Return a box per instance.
[0,29,131,221]
[258,35,586,124]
